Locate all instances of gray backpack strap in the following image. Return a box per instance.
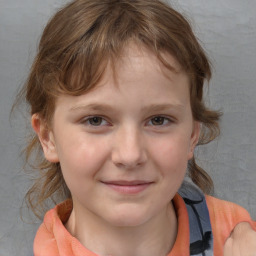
[178,181,213,256]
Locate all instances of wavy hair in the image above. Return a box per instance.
[17,0,221,218]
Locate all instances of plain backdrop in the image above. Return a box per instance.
[1,0,256,255]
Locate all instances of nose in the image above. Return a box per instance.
[111,126,147,169]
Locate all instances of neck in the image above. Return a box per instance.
[65,202,177,256]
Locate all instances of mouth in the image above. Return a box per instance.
[101,180,154,194]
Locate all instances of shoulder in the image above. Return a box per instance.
[34,200,73,256]
[206,195,253,227]
[34,209,60,255]
[206,195,255,255]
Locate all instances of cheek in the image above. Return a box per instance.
[151,136,190,173]
[147,139,189,204]
[55,133,110,179]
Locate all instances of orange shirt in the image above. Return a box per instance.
[34,195,256,256]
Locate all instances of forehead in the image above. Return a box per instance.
[113,43,184,78]
[94,43,187,93]
[54,44,191,114]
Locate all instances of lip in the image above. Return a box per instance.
[101,180,154,194]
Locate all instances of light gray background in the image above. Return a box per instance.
[1,0,256,255]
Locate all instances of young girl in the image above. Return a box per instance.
[19,0,256,255]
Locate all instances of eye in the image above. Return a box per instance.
[88,116,103,126]
[148,116,171,126]
[82,116,109,127]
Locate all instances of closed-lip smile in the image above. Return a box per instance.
[101,180,154,194]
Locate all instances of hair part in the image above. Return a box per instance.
[18,0,221,218]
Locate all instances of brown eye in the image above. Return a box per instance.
[88,117,103,126]
[151,116,165,125]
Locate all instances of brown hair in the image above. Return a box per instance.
[19,0,221,218]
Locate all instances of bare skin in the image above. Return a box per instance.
[224,222,256,256]
[32,43,255,256]
[32,44,199,256]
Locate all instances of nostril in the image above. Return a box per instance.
[111,148,147,169]
[111,128,147,169]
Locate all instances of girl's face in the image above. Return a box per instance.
[35,45,199,227]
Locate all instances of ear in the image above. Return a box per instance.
[31,114,59,163]
[187,121,200,160]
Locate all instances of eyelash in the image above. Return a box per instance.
[81,116,110,127]
[147,116,173,126]
[81,115,174,128]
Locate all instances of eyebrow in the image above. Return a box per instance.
[69,103,116,112]
[141,103,185,113]
[69,103,185,113]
